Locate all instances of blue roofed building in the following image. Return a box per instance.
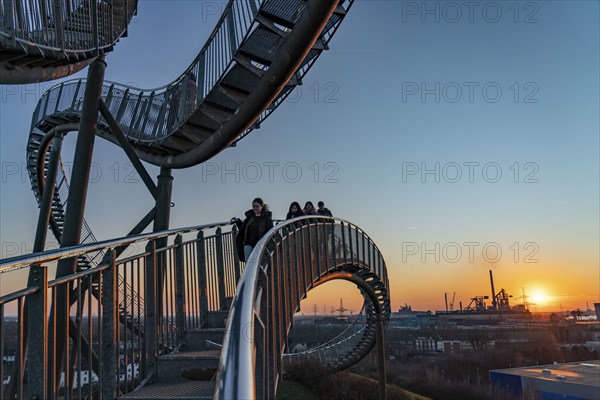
[490,361,600,400]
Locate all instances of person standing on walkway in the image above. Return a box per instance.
[232,198,273,262]
[303,201,318,216]
[286,202,304,219]
[317,201,333,217]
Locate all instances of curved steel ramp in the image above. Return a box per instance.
[0,0,138,83]
[216,217,391,399]
[28,0,353,169]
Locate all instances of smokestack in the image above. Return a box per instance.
[460,301,463,312]
[445,292,449,313]
[489,270,497,310]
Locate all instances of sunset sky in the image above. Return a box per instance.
[1,1,598,313]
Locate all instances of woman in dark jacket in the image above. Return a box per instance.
[232,198,273,262]
[303,201,318,216]
[286,202,304,219]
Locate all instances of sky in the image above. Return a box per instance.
[1,0,599,314]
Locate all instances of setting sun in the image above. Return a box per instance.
[532,292,547,304]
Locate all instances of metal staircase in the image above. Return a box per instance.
[0,1,394,399]
[26,0,354,168]
[0,0,138,83]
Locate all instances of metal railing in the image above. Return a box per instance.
[31,0,264,143]
[0,220,240,398]
[284,304,367,365]
[0,0,137,55]
[216,216,391,399]
[28,0,356,154]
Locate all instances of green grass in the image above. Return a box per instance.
[276,379,316,400]
[276,372,432,400]
[344,372,433,400]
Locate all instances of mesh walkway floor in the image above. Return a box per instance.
[119,381,215,399]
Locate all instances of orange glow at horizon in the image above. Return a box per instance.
[292,257,598,314]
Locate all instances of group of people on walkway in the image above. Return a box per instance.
[231,198,334,262]
[286,201,333,219]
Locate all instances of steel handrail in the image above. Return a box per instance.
[0,221,230,273]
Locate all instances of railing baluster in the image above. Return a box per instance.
[123,260,129,391]
[76,278,82,399]
[174,235,186,346]
[127,92,143,138]
[314,221,321,278]
[227,8,237,58]
[105,83,115,109]
[215,228,226,309]
[87,274,93,400]
[70,80,82,110]
[196,231,208,327]
[232,226,241,284]
[131,91,148,138]
[138,91,155,137]
[115,88,130,122]
[54,83,64,113]
[101,250,117,399]
[197,52,206,102]
[16,297,24,399]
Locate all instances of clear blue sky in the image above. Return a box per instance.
[1,1,598,312]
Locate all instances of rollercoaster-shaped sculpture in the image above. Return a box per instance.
[0,0,392,398]
[1,0,138,83]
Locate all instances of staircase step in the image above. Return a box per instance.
[199,103,233,125]
[260,0,305,29]
[186,328,225,351]
[238,26,284,66]
[204,90,241,112]
[157,350,220,383]
[118,380,214,399]
[221,63,262,93]
[204,310,229,329]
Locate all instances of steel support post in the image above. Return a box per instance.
[51,56,106,393]
[375,314,387,400]
[101,251,118,399]
[26,265,48,400]
[153,166,173,233]
[174,235,187,345]
[153,167,173,320]
[8,133,64,399]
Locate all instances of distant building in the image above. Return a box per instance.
[442,341,461,354]
[584,341,600,351]
[594,303,600,321]
[414,337,437,353]
[490,360,600,400]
